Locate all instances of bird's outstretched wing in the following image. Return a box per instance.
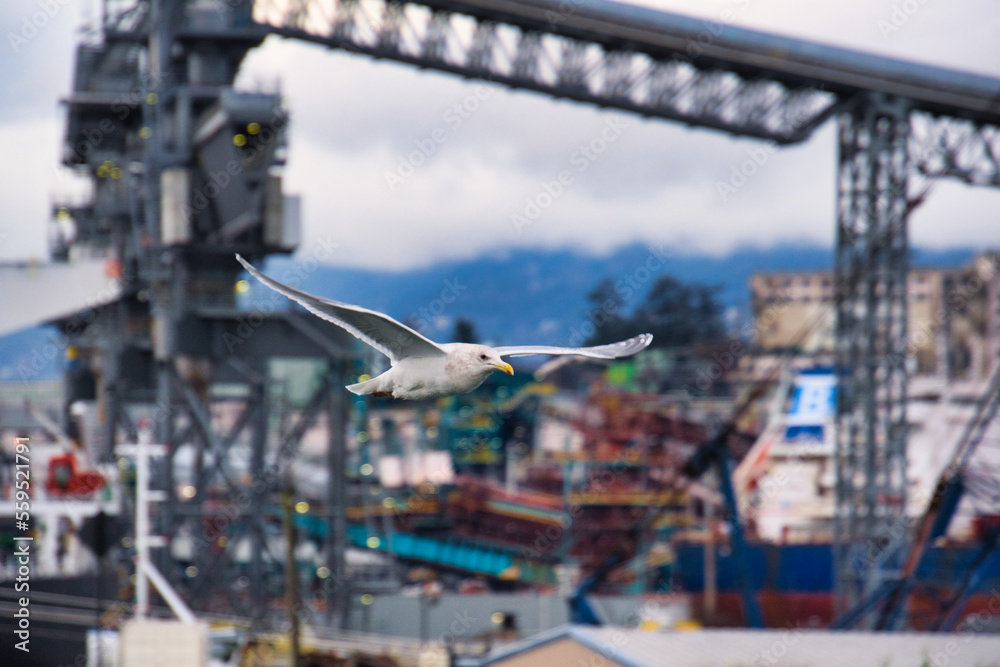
[494,334,653,359]
[236,255,446,362]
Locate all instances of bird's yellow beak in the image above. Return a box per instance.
[491,361,514,375]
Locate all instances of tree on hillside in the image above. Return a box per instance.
[581,277,635,346]
[638,276,724,347]
[583,274,724,348]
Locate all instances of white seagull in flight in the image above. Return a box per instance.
[237,255,652,400]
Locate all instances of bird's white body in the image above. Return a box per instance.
[235,254,653,400]
[347,344,500,400]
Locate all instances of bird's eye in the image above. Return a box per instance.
[480,354,488,360]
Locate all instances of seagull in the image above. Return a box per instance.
[236,255,653,400]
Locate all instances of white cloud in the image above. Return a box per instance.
[0,118,73,261]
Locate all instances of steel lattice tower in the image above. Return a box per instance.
[833,94,912,615]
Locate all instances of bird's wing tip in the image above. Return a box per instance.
[624,333,653,355]
[235,254,257,274]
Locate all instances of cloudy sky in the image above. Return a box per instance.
[2,0,999,270]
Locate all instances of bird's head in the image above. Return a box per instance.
[463,345,514,377]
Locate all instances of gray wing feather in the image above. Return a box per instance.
[494,334,653,359]
[236,255,445,362]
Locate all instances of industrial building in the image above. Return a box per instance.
[747,253,1000,380]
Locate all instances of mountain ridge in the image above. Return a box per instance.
[1,243,979,381]
[256,242,977,347]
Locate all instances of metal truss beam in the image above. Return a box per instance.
[911,112,1000,186]
[833,94,911,619]
[249,0,1000,188]
[251,0,838,144]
